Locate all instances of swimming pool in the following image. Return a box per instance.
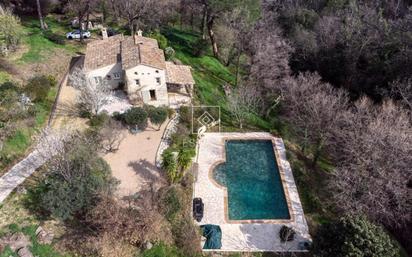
[213,140,290,220]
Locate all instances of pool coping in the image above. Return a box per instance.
[207,137,294,224]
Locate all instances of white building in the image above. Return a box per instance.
[83,31,195,108]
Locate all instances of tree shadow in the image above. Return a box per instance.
[127,159,165,189]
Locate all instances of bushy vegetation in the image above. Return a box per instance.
[42,30,65,45]
[0,77,56,172]
[0,7,24,55]
[161,107,196,184]
[0,224,66,257]
[124,107,148,131]
[145,105,168,130]
[140,243,185,257]
[1,0,410,255]
[25,75,56,102]
[313,215,401,257]
[161,149,179,183]
[158,176,201,257]
[25,135,117,221]
[148,30,168,50]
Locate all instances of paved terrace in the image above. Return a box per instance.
[193,132,311,252]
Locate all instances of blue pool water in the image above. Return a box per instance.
[213,140,290,220]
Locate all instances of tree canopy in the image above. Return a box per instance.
[313,215,401,257]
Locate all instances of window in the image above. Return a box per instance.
[156,77,161,85]
[149,90,156,100]
[135,79,140,86]
[155,70,159,73]
[113,72,121,80]
[106,75,112,80]
[134,72,138,75]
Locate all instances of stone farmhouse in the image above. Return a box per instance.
[83,30,195,108]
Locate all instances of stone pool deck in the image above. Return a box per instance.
[193,132,311,252]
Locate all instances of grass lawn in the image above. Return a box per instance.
[0,15,78,174]
[18,16,82,64]
[163,28,271,131]
[0,71,11,84]
[0,86,57,173]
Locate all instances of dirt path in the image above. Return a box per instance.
[50,56,88,130]
[104,122,169,198]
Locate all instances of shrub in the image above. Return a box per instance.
[0,82,19,121]
[177,148,195,172]
[25,75,54,102]
[141,242,185,257]
[0,81,19,94]
[313,215,400,257]
[179,106,191,127]
[160,186,183,222]
[167,108,175,119]
[161,149,179,183]
[124,107,148,130]
[148,106,168,130]
[279,225,295,242]
[148,30,168,50]
[0,8,24,53]
[165,46,175,60]
[26,136,117,221]
[112,111,123,122]
[171,214,202,256]
[191,38,208,57]
[89,112,110,129]
[43,31,65,45]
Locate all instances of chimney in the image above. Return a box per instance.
[134,29,143,45]
[101,28,108,40]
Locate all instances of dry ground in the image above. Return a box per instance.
[103,122,169,198]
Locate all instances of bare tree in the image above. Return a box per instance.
[36,0,46,30]
[115,0,156,35]
[282,73,348,164]
[216,6,255,83]
[65,0,94,42]
[198,0,238,58]
[391,78,412,111]
[69,67,112,116]
[331,98,412,232]
[227,83,262,129]
[99,118,125,153]
[249,18,293,99]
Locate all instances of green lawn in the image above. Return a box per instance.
[19,16,82,63]
[0,15,73,173]
[0,71,11,84]
[164,28,270,130]
[0,86,57,172]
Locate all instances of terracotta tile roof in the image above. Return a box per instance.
[134,35,159,48]
[121,36,166,70]
[84,34,124,71]
[84,35,188,75]
[166,61,195,85]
